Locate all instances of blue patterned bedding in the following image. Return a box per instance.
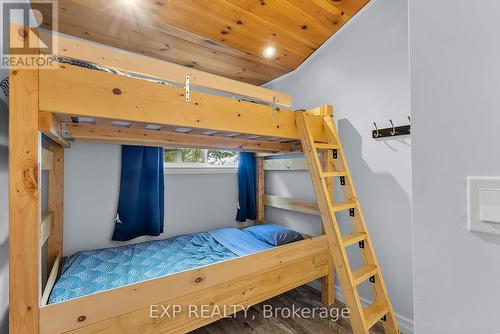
[48,231,242,304]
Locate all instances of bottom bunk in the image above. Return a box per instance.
[40,225,330,334]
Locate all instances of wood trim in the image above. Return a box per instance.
[321,107,335,306]
[264,194,320,215]
[41,148,54,171]
[39,64,326,141]
[66,123,298,153]
[39,111,70,148]
[69,253,328,334]
[40,255,61,306]
[256,157,265,224]
[263,157,308,171]
[39,236,328,334]
[39,30,292,107]
[47,143,64,272]
[9,67,41,333]
[40,213,53,246]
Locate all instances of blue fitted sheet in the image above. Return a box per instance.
[48,227,273,304]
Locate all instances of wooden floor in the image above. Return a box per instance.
[191,285,384,334]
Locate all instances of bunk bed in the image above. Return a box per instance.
[9,23,398,334]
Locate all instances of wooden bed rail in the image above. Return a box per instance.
[38,30,292,107]
[264,195,320,216]
[39,112,70,148]
[63,122,300,153]
[39,235,329,334]
[40,254,61,306]
[38,64,327,142]
[263,157,308,171]
[41,149,54,171]
[9,23,335,334]
[259,149,335,306]
[40,213,53,246]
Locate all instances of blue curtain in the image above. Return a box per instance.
[236,152,256,222]
[112,145,165,241]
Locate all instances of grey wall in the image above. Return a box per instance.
[63,142,239,255]
[410,1,500,333]
[265,0,413,331]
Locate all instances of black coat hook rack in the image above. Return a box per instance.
[372,117,411,138]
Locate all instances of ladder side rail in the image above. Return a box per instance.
[296,112,368,333]
[322,116,399,333]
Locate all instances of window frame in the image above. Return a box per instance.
[164,148,238,174]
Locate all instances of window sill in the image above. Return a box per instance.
[164,165,238,175]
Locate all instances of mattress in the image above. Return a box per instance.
[48,227,273,304]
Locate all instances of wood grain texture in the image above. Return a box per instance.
[66,123,298,153]
[264,194,320,215]
[256,157,265,224]
[321,116,399,333]
[41,148,54,171]
[321,108,336,306]
[40,213,53,246]
[39,64,327,141]
[297,109,399,333]
[34,0,370,84]
[67,253,329,334]
[296,110,367,332]
[47,143,64,272]
[40,236,328,334]
[38,111,70,147]
[38,30,292,106]
[9,68,41,333]
[40,255,61,306]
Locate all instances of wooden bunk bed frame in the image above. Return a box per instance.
[9,24,399,334]
[9,25,334,334]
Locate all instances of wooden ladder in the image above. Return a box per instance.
[296,106,399,334]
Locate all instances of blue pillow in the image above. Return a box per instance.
[244,224,303,246]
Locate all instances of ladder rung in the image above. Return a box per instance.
[352,264,378,285]
[321,171,347,178]
[364,301,389,329]
[342,232,367,247]
[332,202,357,212]
[315,143,340,150]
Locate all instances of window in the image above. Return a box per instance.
[164,148,238,167]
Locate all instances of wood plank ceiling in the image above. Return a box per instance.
[41,0,369,85]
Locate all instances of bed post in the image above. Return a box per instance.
[8,25,42,333]
[321,105,335,306]
[47,142,64,270]
[256,156,265,224]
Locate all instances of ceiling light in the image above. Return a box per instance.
[122,0,135,5]
[263,46,276,59]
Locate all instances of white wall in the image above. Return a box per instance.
[265,0,413,330]
[63,142,239,255]
[410,1,500,333]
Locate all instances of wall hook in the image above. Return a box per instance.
[372,119,411,138]
[373,122,380,138]
[389,120,396,136]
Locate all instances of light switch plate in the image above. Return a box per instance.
[467,177,500,235]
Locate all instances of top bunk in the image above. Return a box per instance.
[15,27,331,153]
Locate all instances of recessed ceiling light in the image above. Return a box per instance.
[263,46,276,59]
[122,0,135,5]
